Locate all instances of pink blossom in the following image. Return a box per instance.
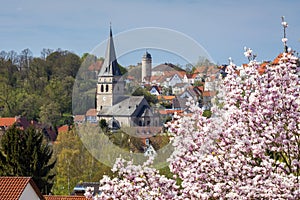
[88,47,300,199]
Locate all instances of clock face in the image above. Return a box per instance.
[103,96,106,101]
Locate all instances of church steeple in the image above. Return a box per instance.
[96,24,124,112]
[98,25,121,76]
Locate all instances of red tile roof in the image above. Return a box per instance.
[203,91,216,97]
[74,115,85,122]
[150,70,186,83]
[158,110,183,115]
[258,62,269,75]
[44,195,87,200]
[88,60,103,71]
[0,117,30,130]
[194,66,219,74]
[157,95,176,101]
[86,109,97,116]
[272,53,283,65]
[0,177,44,200]
[196,86,204,93]
[57,125,69,133]
[0,118,16,127]
[241,53,291,76]
[188,73,199,79]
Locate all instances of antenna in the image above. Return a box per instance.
[281,16,288,53]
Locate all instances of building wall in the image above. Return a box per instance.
[19,184,41,200]
[96,76,125,112]
[98,116,131,127]
[169,74,182,87]
[97,77,113,109]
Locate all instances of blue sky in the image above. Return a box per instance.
[1,0,300,66]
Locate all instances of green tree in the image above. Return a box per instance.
[0,125,56,194]
[24,57,48,93]
[132,87,158,104]
[39,102,61,126]
[46,50,81,79]
[99,119,108,133]
[202,110,212,118]
[193,80,204,87]
[118,63,127,75]
[52,128,113,195]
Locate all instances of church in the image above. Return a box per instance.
[96,27,159,130]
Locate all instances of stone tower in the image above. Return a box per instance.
[141,51,152,83]
[96,26,124,112]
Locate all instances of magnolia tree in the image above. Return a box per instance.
[85,49,300,199]
[168,51,300,199]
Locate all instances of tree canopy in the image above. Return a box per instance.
[0,125,56,194]
[0,49,80,126]
[52,128,113,195]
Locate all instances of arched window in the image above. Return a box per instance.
[101,85,104,92]
[106,84,109,92]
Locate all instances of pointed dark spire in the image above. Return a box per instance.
[109,22,112,37]
[98,24,122,77]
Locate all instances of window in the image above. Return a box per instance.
[106,84,109,92]
[101,85,104,92]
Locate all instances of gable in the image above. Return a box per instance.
[170,74,182,83]
[149,87,159,94]
[180,91,192,98]
[0,177,44,200]
[132,98,151,117]
[20,183,42,200]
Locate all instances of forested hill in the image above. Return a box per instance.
[0,49,90,127]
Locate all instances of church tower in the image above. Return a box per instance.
[141,51,152,83]
[96,25,124,112]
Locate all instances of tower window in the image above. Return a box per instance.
[106,84,109,92]
[101,85,104,92]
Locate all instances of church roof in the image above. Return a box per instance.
[98,26,122,77]
[98,96,146,117]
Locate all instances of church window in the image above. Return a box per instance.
[101,85,104,92]
[106,84,109,92]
